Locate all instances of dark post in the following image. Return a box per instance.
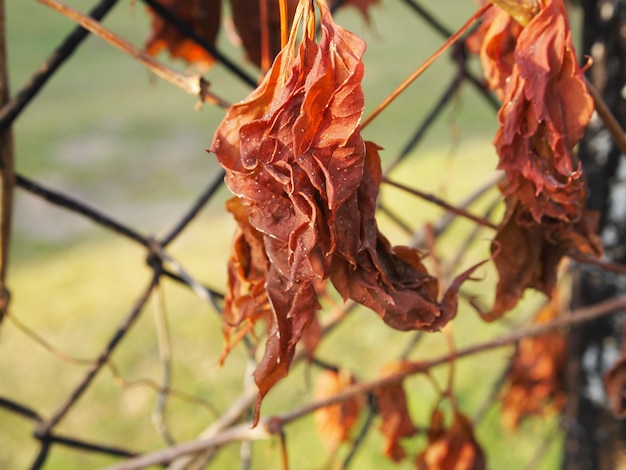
[563,0,626,468]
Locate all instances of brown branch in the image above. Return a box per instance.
[585,77,626,157]
[383,176,498,230]
[0,0,13,325]
[103,421,272,470]
[0,0,119,132]
[35,0,231,108]
[104,295,626,469]
[275,295,626,424]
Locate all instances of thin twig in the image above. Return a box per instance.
[383,176,498,230]
[103,421,272,470]
[107,362,220,417]
[5,309,93,365]
[0,0,119,132]
[410,172,502,248]
[167,385,259,470]
[360,2,491,129]
[383,69,466,175]
[35,0,230,108]
[276,295,626,425]
[585,77,626,157]
[396,0,500,111]
[151,280,175,446]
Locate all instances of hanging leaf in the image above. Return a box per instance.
[491,198,601,316]
[469,0,601,315]
[417,408,486,470]
[212,0,482,421]
[212,0,367,421]
[220,197,272,362]
[313,369,362,452]
[500,293,567,428]
[145,0,221,69]
[494,0,593,224]
[465,6,522,99]
[373,362,418,462]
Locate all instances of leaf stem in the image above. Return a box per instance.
[360,2,491,129]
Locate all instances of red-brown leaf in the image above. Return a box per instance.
[145,0,220,69]
[491,198,601,316]
[220,197,272,362]
[212,0,480,419]
[374,362,418,462]
[465,6,522,99]
[500,294,567,429]
[417,409,486,470]
[494,0,593,224]
[469,0,602,315]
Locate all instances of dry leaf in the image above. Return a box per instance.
[212,0,481,422]
[469,0,601,315]
[501,294,567,428]
[145,0,220,69]
[417,409,486,470]
[374,362,418,462]
[313,370,362,452]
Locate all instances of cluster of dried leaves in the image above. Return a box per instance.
[467,0,602,316]
[211,0,484,423]
[142,0,609,466]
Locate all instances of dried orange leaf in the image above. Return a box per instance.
[145,0,220,69]
[313,370,362,452]
[501,294,567,428]
[417,409,486,470]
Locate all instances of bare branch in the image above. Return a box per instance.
[35,0,231,108]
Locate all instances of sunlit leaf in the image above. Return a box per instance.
[417,409,486,470]
[313,369,362,452]
[145,0,220,69]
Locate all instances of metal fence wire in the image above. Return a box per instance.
[0,0,585,468]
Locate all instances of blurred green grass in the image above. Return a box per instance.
[0,0,564,468]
